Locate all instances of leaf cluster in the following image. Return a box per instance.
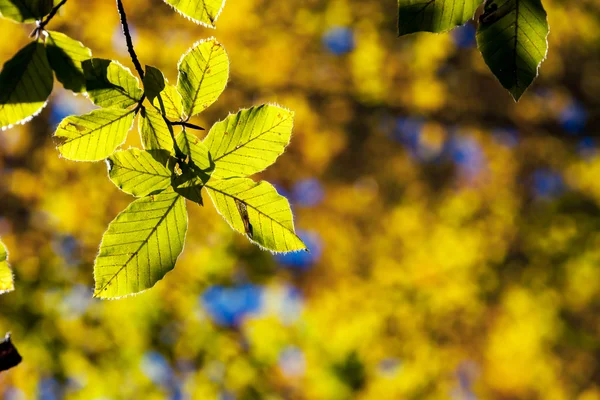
[397,0,550,101]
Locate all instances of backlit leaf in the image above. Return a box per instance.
[83,58,143,108]
[397,0,483,35]
[45,30,92,93]
[55,108,135,161]
[177,38,228,118]
[203,104,293,178]
[206,178,306,252]
[161,0,225,28]
[175,130,214,204]
[0,239,14,294]
[477,0,549,101]
[139,107,174,153]
[107,148,172,197]
[0,42,53,130]
[144,65,184,120]
[0,0,53,23]
[94,192,187,298]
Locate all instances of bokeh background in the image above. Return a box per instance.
[1,0,600,398]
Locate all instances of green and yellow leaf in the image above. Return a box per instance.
[397,0,483,35]
[83,58,143,108]
[206,178,306,253]
[45,30,92,93]
[0,42,53,130]
[0,239,14,294]
[144,65,184,120]
[55,108,135,161]
[477,0,549,101]
[161,0,225,28]
[177,130,213,172]
[107,148,172,197]
[177,38,228,118]
[203,104,293,178]
[94,192,187,298]
[139,107,174,153]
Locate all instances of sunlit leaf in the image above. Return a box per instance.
[55,108,136,161]
[203,104,293,178]
[0,239,14,294]
[397,0,483,35]
[94,192,187,298]
[0,0,54,23]
[45,30,92,93]
[177,130,213,172]
[177,38,228,118]
[477,0,549,101]
[83,58,143,108]
[161,0,225,28]
[0,42,53,130]
[107,148,173,197]
[206,178,306,252]
[175,130,214,204]
[143,65,184,120]
[139,107,174,153]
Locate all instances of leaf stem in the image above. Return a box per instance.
[115,0,144,79]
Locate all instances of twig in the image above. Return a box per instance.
[30,0,68,38]
[115,0,144,79]
[171,121,205,130]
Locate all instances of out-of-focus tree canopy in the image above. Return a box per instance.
[0,0,600,398]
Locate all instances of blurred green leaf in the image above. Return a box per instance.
[94,192,187,298]
[0,42,53,130]
[206,178,306,252]
[45,30,92,93]
[0,0,54,23]
[139,107,174,153]
[83,58,143,108]
[107,148,173,197]
[143,65,184,120]
[0,239,14,294]
[162,0,225,28]
[204,105,294,178]
[476,0,549,101]
[54,108,135,161]
[177,38,229,118]
[397,0,483,35]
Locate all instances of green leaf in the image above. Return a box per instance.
[476,0,549,101]
[139,107,174,153]
[83,58,143,108]
[45,30,92,93]
[177,130,213,172]
[397,0,483,35]
[177,38,229,118]
[161,0,225,28]
[94,192,187,298]
[0,42,53,130]
[206,178,306,253]
[203,105,294,178]
[0,239,14,294]
[55,108,136,161]
[0,0,54,23]
[175,130,214,204]
[107,148,173,197]
[143,65,184,120]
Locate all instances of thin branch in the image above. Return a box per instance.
[171,121,205,130]
[115,0,144,79]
